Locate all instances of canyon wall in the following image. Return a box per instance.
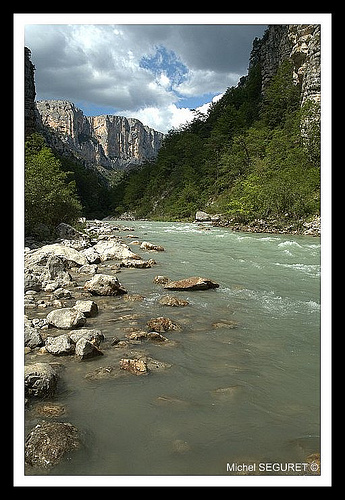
[249,24,321,105]
[36,100,164,172]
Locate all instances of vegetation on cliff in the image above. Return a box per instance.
[25,133,82,238]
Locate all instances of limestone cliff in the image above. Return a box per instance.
[36,100,164,172]
[249,24,321,155]
[249,24,321,105]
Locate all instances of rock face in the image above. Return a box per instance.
[249,24,321,105]
[24,47,38,137]
[249,24,321,156]
[36,100,164,172]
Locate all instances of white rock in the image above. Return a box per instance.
[46,308,86,329]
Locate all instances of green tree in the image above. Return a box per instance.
[261,60,301,128]
[25,133,82,237]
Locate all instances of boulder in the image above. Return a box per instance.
[25,243,88,268]
[46,308,86,329]
[81,246,101,264]
[45,334,75,355]
[164,277,219,291]
[73,300,98,317]
[52,288,72,299]
[74,337,103,360]
[77,264,98,274]
[92,239,140,262]
[195,211,211,222]
[24,321,43,349]
[84,273,127,296]
[24,243,88,292]
[24,362,59,398]
[69,328,104,346]
[153,275,170,285]
[40,255,73,291]
[140,241,165,251]
[25,421,80,469]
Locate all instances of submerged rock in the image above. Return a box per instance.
[164,276,219,291]
[153,275,170,285]
[25,421,80,469]
[159,295,189,307]
[147,317,181,333]
[120,358,148,376]
[121,258,152,268]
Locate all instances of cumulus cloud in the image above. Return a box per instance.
[120,104,195,133]
[24,23,267,132]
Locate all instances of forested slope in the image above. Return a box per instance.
[111,60,320,224]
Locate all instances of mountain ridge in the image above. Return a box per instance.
[35,99,164,173]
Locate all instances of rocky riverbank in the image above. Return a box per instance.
[23,220,221,471]
[194,211,321,236]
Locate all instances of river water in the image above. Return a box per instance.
[25,221,321,477]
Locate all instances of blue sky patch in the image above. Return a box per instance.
[139,45,189,90]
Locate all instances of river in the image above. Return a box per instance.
[25,221,321,477]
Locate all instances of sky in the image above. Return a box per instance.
[25,22,267,133]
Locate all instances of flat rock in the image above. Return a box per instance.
[164,276,219,291]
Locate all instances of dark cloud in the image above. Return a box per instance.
[24,23,267,131]
[168,25,265,73]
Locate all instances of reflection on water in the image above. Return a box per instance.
[24,221,320,476]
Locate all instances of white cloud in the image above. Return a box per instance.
[176,69,240,97]
[119,94,225,133]
[195,93,225,115]
[119,104,194,133]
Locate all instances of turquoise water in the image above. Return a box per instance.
[25,221,321,476]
